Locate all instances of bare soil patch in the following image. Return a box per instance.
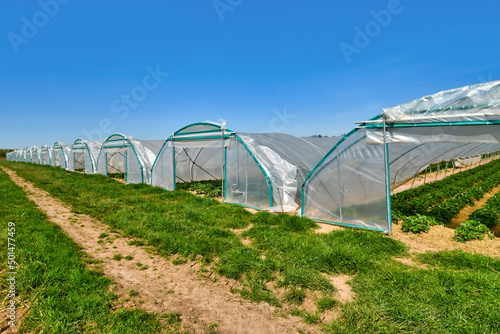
[393,257,429,269]
[2,167,316,334]
[324,274,355,304]
[314,223,344,234]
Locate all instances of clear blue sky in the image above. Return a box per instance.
[1,0,500,149]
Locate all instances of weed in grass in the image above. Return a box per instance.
[129,239,146,246]
[125,255,134,260]
[129,289,139,297]
[140,265,149,271]
[163,312,182,325]
[113,253,124,261]
[136,262,143,267]
[172,258,188,265]
[99,232,109,239]
[316,297,337,312]
[284,287,306,305]
[291,309,321,324]
[208,322,219,334]
[236,280,281,307]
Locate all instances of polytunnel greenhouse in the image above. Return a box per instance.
[24,147,37,163]
[68,139,101,174]
[31,147,41,164]
[51,142,71,169]
[96,134,163,184]
[151,122,338,212]
[301,80,500,234]
[40,145,52,165]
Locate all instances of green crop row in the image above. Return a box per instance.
[428,168,500,223]
[393,160,500,217]
[392,158,500,206]
[468,191,500,228]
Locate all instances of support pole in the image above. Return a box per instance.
[411,172,417,189]
[383,116,392,235]
[221,125,225,202]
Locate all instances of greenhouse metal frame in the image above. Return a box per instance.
[40,145,53,165]
[68,139,101,174]
[51,142,71,169]
[96,133,163,184]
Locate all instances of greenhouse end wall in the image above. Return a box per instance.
[302,129,389,232]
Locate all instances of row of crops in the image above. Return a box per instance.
[392,158,500,229]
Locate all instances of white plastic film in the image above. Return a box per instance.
[302,129,388,231]
[383,80,500,123]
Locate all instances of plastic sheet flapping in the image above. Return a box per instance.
[383,80,500,123]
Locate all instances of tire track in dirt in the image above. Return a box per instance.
[1,167,315,334]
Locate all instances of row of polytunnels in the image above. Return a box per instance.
[7,80,500,234]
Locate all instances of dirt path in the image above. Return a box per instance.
[1,167,316,334]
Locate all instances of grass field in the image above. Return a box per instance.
[0,167,185,333]
[2,161,500,333]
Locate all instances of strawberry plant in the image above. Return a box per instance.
[468,208,498,229]
[401,215,438,234]
[453,220,494,243]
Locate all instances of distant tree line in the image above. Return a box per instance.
[0,149,14,158]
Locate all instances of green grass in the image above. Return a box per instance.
[0,168,181,333]
[3,161,500,333]
[325,260,500,333]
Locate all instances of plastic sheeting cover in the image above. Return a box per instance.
[383,80,500,123]
[68,139,102,174]
[302,129,388,231]
[96,134,163,184]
